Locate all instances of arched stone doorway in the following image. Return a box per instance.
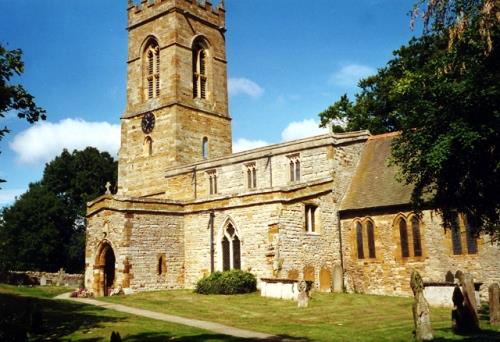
[94,241,116,296]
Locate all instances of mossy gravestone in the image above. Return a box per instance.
[410,270,433,341]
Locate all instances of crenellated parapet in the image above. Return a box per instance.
[127,0,225,31]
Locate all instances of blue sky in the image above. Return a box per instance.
[0,0,418,206]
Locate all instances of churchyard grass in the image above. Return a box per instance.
[0,284,243,341]
[101,290,500,341]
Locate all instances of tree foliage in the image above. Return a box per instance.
[0,43,46,185]
[319,0,499,238]
[0,147,117,273]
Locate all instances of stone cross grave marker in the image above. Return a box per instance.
[297,280,310,308]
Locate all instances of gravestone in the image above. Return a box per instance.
[56,268,65,286]
[319,266,331,292]
[287,269,299,280]
[489,283,500,326]
[410,270,434,341]
[452,273,480,333]
[297,280,310,308]
[303,265,315,282]
[332,264,343,293]
[461,273,480,330]
[445,271,454,283]
[39,276,47,286]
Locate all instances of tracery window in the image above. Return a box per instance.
[451,214,478,255]
[221,223,241,271]
[355,218,376,260]
[395,214,423,259]
[245,163,257,189]
[144,40,160,100]
[207,170,217,195]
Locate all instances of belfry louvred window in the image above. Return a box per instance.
[144,41,160,100]
[193,39,208,99]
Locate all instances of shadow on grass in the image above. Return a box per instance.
[433,327,500,342]
[0,292,123,341]
[123,332,310,341]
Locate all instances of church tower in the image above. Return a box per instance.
[118,0,232,196]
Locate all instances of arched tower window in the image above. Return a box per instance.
[144,136,153,156]
[202,137,208,159]
[221,222,241,271]
[193,38,209,99]
[144,40,160,100]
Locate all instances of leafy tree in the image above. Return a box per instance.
[0,43,46,185]
[0,147,117,273]
[320,1,499,238]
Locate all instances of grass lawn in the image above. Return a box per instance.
[101,289,500,342]
[0,284,245,341]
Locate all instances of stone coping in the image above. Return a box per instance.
[424,281,483,291]
[260,278,299,284]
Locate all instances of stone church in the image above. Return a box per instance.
[85,0,499,298]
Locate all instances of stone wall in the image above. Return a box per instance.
[341,209,500,301]
[8,271,83,287]
[85,201,185,295]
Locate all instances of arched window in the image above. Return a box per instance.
[399,218,409,258]
[193,38,209,99]
[157,254,166,275]
[144,136,153,156]
[221,222,241,271]
[356,221,364,259]
[367,220,376,258]
[411,216,422,257]
[202,137,208,159]
[144,40,160,100]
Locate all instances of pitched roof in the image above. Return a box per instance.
[340,133,414,211]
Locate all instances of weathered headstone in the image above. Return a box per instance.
[332,264,343,293]
[410,270,434,341]
[452,273,480,333]
[39,276,47,286]
[297,280,310,308]
[461,273,480,330]
[319,266,331,292]
[489,283,500,326]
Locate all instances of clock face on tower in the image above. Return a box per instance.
[141,112,155,134]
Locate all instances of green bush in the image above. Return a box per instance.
[195,270,257,295]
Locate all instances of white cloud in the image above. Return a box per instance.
[329,64,376,87]
[9,118,120,164]
[281,119,329,142]
[232,138,269,153]
[0,188,25,207]
[228,78,264,98]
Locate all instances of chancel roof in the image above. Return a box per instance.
[340,132,414,212]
